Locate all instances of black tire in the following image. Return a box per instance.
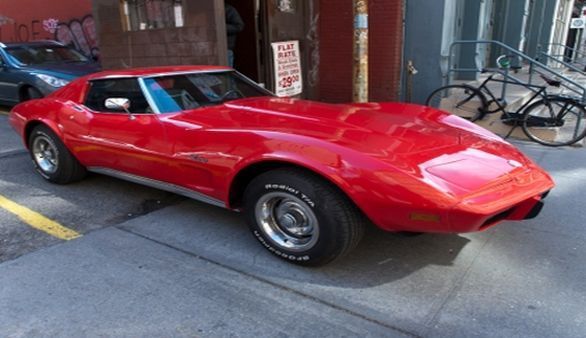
[243,168,366,266]
[24,87,43,101]
[522,97,586,147]
[28,125,87,184]
[426,84,487,121]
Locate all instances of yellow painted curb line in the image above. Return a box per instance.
[0,194,81,240]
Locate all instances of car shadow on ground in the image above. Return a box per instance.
[244,224,473,289]
[118,198,473,289]
[314,226,471,284]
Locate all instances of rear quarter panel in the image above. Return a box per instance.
[9,95,92,156]
[10,77,90,145]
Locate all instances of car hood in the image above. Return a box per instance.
[183,97,509,152]
[22,62,101,80]
[174,97,533,192]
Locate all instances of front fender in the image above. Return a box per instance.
[224,131,454,231]
[225,130,387,199]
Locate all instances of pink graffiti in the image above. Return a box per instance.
[43,18,59,34]
[0,15,14,26]
[55,15,99,59]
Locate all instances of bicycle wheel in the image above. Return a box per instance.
[426,85,487,121]
[522,97,586,146]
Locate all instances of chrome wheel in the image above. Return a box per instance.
[32,135,59,174]
[245,169,366,265]
[255,192,319,252]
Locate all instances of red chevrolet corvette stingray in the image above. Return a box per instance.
[9,65,554,265]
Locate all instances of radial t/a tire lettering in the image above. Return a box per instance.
[243,168,366,266]
[28,125,87,184]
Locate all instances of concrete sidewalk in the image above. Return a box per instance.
[0,141,585,337]
[0,228,399,337]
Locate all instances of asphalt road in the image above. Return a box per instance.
[0,111,585,337]
[0,114,184,263]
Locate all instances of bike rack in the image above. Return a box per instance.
[447,40,586,102]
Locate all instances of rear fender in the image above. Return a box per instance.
[11,99,66,148]
[23,118,64,148]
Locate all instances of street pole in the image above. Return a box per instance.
[352,0,368,102]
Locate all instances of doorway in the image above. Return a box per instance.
[225,0,263,84]
[224,0,315,98]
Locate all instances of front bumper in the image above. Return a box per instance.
[447,168,554,233]
[361,165,554,234]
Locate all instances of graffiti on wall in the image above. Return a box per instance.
[0,15,14,26]
[0,19,48,42]
[53,16,99,59]
[0,15,99,59]
[43,19,59,33]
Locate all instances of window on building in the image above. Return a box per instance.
[120,0,184,31]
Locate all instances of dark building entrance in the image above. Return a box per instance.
[226,0,318,99]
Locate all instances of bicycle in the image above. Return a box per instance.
[425,57,586,147]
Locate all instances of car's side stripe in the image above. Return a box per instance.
[87,167,226,208]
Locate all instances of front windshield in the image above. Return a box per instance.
[5,45,89,65]
[143,71,271,113]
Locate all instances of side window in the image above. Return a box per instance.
[84,78,151,113]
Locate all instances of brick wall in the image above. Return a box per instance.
[0,0,97,58]
[93,0,224,70]
[319,0,404,103]
[319,0,353,102]
[370,0,403,102]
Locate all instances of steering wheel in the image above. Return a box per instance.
[219,89,243,102]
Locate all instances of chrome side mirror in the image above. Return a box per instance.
[104,98,131,112]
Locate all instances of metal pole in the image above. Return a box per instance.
[352,0,368,102]
[576,29,583,64]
